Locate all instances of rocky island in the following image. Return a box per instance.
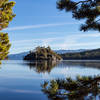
[24,46,62,61]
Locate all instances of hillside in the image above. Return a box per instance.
[61,48,100,60]
[24,46,62,61]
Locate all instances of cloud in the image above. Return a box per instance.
[57,33,100,49]
[10,33,100,54]
[72,42,100,47]
[48,33,100,49]
[61,33,100,48]
[0,87,42,94]
[4,22,81,31]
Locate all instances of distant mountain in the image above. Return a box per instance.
[55,49,87,54]
[8,52,29,60]
[8,49,88,60]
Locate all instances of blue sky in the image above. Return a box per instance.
[3,0,100,54]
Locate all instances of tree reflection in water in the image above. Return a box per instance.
[26,61,59,73]
[41,76,100,100]
[26,61,100,74]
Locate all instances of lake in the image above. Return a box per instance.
[0,60,100,100]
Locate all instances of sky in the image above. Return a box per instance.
[3,0,100,54]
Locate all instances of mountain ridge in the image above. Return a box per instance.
[61,48,100,60]
[8,49,88,60]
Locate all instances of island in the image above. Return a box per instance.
[24,46,62,61]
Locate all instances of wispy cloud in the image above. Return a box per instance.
[0,87,42,94]
[10,32,100,54]
[57,33,100,49]
[53,33,100,49]
[4,22,81,31]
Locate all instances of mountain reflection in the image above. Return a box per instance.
[41,76,100,100]
[25,61,59,73]
[62,61,100,69]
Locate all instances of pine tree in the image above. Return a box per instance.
[0,0,15,61]
[57,0,100,32]
[0,33,11,60]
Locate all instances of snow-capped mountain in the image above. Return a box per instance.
[55,49,87,54]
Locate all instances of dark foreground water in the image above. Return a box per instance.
[0,60,100,100]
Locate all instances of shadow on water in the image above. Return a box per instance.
[41,76,100,100]
[24,61,60,74]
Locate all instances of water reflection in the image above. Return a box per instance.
[0,60,100,100]
[25,60,100,74]
[25,61,60,73]
[62,61,100,69]
[41,76,100,100]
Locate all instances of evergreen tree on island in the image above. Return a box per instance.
[0,0,15,61]
[24,46,62,61]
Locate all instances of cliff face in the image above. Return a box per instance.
[24,47,62,61]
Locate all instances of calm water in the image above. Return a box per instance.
[0,60,100,100]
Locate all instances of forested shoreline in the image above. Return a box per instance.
[61,48,100,60]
